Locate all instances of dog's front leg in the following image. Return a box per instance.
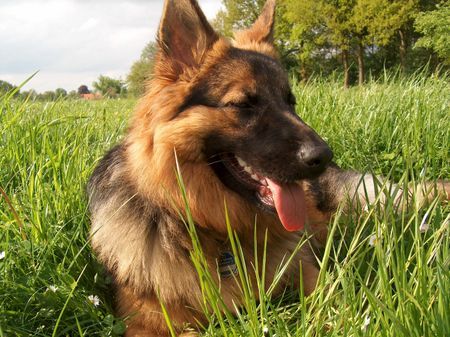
[303,164,449,246]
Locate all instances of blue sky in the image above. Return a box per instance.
[0,0,222,93]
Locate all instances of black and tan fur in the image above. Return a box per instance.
[87,1,449,336]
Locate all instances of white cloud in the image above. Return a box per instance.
[77,18,99,33]
[0,0,222,92]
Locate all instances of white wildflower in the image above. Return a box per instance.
[368,234,377,246]
[88,294,100,307]
[47,285,58,293]
[0,251,5,260]
[361,315,371,332]
[369,228,383,246]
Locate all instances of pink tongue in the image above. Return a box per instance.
[266,178,306,231]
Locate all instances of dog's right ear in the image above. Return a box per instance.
[156,0,218,78]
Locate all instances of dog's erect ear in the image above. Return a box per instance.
[235,0,276,45]
[157,0,218,74]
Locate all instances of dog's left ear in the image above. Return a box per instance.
[234,0,276,45]
[157,0,218,76]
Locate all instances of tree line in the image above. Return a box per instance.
[214,0,449,87]
[0,76,127,101]
[2,0,447,100]
[1,42,154,100]
[126,0,448,92]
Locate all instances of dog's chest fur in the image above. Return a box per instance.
[88,143,315,309]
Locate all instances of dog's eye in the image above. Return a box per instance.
[226,95,258,110]
[232,101,252,109]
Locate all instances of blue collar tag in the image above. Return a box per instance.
[218,251,238,278]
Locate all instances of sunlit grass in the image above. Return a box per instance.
[0,75,448,336]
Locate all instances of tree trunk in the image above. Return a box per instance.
[342,49,350,88]
[357,42,365,86]
[398,29,406,73]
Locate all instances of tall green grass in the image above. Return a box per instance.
[0,75,448,336]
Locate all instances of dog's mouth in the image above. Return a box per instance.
[208,153,306,231]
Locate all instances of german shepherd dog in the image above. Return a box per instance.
[88,0,449,336]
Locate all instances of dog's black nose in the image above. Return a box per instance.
[299,144,333,171]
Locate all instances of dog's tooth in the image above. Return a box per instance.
[244,166,252,174]
[236,157,246,167]
[251,174,259,180]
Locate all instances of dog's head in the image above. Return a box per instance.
[145,0,332,231]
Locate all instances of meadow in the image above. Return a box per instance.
[0,75,449,336]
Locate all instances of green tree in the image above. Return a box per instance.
[283,0,357,87]
[281,0,324,81]
[214,0,443,84]
[38,91,57,101]
[283,0,356,81]
[284,0,424,84]
[414,2,450,65]
[324,0,358,87]
[92,75,127,98]
[127,42,157,97]
[55,88,67,98]
[19,89,37,100]
[213,0,266,36]
[214,0,316,77]
[67,90,79,99]
[353,0,418,74]
[0,80,19,97]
